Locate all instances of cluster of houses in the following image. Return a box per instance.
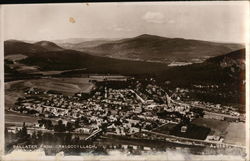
[13,78,241,140]
[11,81,201,137]
[190,101,242,121]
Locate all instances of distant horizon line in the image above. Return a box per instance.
[4,34,246,45]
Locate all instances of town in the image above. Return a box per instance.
[5,76,245,155]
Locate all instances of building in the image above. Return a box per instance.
[74,127,93,134]
[181,126,187,133]
[204,112,224,120]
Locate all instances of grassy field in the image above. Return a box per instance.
[192,118,245,146]
[154,123,177,135]
[5,110,63,128]
[224,122,245,146]
[5,77,94,110]
[5,110,39,127]
[169,124,210,140]
[191,118,229,136]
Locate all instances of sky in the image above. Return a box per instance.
[2,2,249,43]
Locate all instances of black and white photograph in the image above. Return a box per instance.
[1,2,249,160]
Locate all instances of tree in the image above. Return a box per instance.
[31,131,38,144]
[66,122,73,132]
[54,120,66,132]
[74,118,80,128]
[81,116,89,124]
[31,131,37,140]
[64,133,72,144]
[73,136,80,144]
[21,122,28,138]
[36,130,43,143]
[45,120,53,130]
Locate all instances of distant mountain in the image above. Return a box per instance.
[34,41,63,51]
[53,38,94,44]
[4,40,46,55]
[4,40,245,106]
[4,39,245,81]
[4,40,63,55]
[66,34,244,63]
[58,39,115,49]
[157,48,245,83]
[4,40,169,76]
[156,48,245,106]
[54,38,120,49]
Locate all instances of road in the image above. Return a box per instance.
[85,129,103,141]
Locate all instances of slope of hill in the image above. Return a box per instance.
[4,40,169,76]
[157,48,245,83]
[205,49,245,70]
[4,40,63,56]
[58,40,113,50]
[68,34,243,63]
[55,38,121,49]
[4,40,245,105]
[4,39,245,82]
[34,41,63,51]
[53,38,119,44]
[4,40,47,55]
[155,48,245,106]
[18,50,169,75]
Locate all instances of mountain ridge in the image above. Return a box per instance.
[4,40,63,55]
[34,41,63,51]
[4,39,245,83]
[59,34,244,63]
[4,39,245,106]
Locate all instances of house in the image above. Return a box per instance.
[204,112,224,120]
[34,124,40,128]
[74,127,93,134]
[129,127,140,134]
[181,125,187,133]
[206,135,223,143]
[134,106,142,113]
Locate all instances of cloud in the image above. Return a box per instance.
[142,11,165,24]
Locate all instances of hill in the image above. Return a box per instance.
[157,49,245,83]
[64,34,244,63]
[4,40,169,76]
[34,41,63,51]
[4,40,245,82]
[4,40,47,55]
[55,38,120,49]
[4,40,63,56]
[153,48,245,106]
[4,40,245,105]
[18,50,169,75]
[58,40,113,50]
[205,49,245,70]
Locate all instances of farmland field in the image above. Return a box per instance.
[5,77,94,109]
[169,124,210,140]
[192,118,245,146]
[224,122,245,146]
[191,118,229,136]
[5,110,39,127]
[153,123,178,135]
